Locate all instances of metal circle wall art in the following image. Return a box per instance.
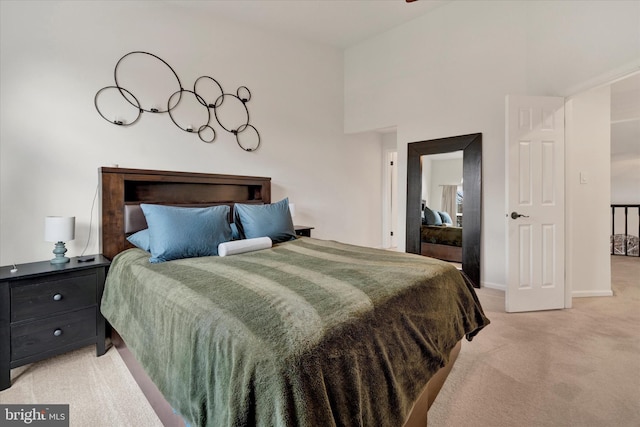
[167,89,211,135]
[236,124,261,152]
[213,93,250,134]
[114,51,183,114]
[194,76,224,109]
[237,86,251,102]
[94,51,261,152]
[94,86,142,126]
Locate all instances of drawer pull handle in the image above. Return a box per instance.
[53,293,63,301]
[53,329,63,337]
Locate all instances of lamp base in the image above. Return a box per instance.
[50,241,70,264]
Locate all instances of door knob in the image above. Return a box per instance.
[510,211,530,219]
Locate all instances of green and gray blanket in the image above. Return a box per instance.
[101,238,489,427]
[421,225,463,247]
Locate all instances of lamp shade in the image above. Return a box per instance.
[288,203,296,218]
[45,216,75,243]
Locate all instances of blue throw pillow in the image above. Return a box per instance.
[234,198,296,243]
[424,206,442,226]
[140,204,232,263]
[438,211,453,225]
[127,228,150,252]
[230,222,241,240]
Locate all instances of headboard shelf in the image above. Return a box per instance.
[122,200,264,206]
[123,182,264,205]
[100,167,271,260]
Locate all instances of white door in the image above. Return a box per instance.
[505,95,566,313]
[382,150,398,249]
[390,151,398,248]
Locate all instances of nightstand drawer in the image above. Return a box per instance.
[10,307,97,361]
[11,272,97,322]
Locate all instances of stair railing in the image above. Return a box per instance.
[611,204,640,256]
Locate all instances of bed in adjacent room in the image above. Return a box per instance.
[98,167,489,427]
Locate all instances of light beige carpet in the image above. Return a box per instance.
[428,255,640,426]
[1,256,637,427]
[0,344,161,426]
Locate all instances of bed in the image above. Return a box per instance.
[419,204,463,264]
[420,225,463,263]
[99,167,489,427]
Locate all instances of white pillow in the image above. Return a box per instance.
[218,237,272,257]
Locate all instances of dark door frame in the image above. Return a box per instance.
[406,133,482,288]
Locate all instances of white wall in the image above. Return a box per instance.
[611,127,640,241]
[0,1,383,265]
[426,158,463,213]
[611,120,640,241]
[565,85,613,298]
[344,0,640,291]
[610,74,640,243]
[421,156,431,207]
[611,121,640,204]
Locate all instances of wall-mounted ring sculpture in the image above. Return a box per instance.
[194,76,224,109]
[236,124,261,152]
[115,51,183,114]
[94,85,142,126]
[213,93,250,134]
[237,86,251,102]
[94,51,261,152]
[198,125,216,144]
[167,89,211,137]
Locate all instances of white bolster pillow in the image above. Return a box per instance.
[218,237,272,257]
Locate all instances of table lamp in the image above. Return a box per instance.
[45,216,75,264]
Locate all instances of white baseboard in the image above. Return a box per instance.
[572,289,614,298]
[480,283,612,298]
[479,282,612,298]
[482,281,506,291]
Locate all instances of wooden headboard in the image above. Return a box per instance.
[99,167,271,260]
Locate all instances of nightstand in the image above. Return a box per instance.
[0,255,110,390]
[294,225,314,237]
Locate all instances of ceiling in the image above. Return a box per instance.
[163,0,450,49]
[162,1,637,155]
